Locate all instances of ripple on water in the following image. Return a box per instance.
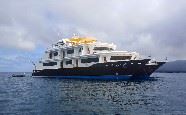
[0,73,186,114]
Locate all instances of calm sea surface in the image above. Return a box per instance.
[0,73,186,115]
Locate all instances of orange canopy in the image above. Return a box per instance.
[68,37,97,45]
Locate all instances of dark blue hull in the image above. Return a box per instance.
[32,59,165,80]
[33,75,134,80]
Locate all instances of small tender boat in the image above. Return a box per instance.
[12,74,26,77]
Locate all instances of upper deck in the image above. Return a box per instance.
[35,36,141,70]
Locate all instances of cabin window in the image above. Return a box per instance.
[61,61,63,68]
[110,56,131,60]
[49,53,52,59]
[43,62,57,66]
[87,48,90,54]
[63,51,65,58]
[58,41,64,45]
[109,48,114,50]
[94,47,110,50]
[67,49,74,54]
[76,59,78,67]
[66,60,72,65]
[104,57,107,62]
[54,52,58,56]
[79,48,82,52]
[81,58,99,63]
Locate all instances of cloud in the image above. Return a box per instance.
[0,24,35,51]
[0,0,186,71]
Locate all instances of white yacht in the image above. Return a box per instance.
[32,36,165,79]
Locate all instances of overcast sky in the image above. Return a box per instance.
[0,0,186,72]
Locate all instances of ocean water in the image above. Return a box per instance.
[0,73,186,115]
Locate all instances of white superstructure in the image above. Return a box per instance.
[35,36,141,70]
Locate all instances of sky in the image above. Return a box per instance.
[0,0,186,72]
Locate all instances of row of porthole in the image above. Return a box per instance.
[105,63,127,67]
[104,62,141,67]
[131,63,141,64]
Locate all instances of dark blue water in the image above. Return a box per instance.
[0,73,186,115]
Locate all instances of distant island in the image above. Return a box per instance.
[156,60,186,73]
